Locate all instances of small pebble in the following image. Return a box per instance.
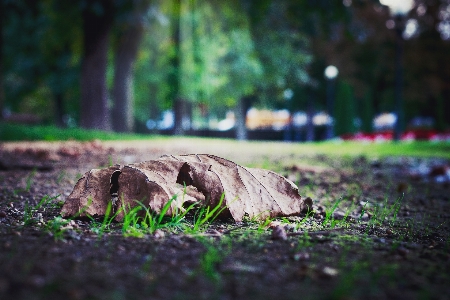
[321,266,339,278]
[332,211,346,220]
[268,221,282,229]
[153,229,165,239]
[271,225,287,241]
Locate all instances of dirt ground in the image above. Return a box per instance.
[0,140,449,300]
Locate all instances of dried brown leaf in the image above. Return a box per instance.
[61,154,305,222]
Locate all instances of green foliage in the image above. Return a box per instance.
[186,193,227,233]
[0,123,158,141]
[122,195,184,235]
[88,202,119,237]
[26,169,37,191]
[22,194,60,226]
[3,0,81,123]
[45,216,70,240]
[83,192,227,238]
[245,1,312,107]
[368,195,403,227]
[3,0,449,131]
[323,197,343,226]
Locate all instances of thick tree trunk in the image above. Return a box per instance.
[174,99,192,135]
[170,0,184,135]
[111,3,147,133]
[112,25,143,132]
[80,1,114,130]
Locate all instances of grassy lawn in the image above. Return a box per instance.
[2,123,449,159]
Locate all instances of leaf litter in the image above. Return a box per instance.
[61,154,306,222]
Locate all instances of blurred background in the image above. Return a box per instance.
[1,0,449,141]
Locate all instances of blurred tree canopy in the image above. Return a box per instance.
[2,0,449,134]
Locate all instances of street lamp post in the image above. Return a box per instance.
[324,65,338,140]
[379,0,414,141]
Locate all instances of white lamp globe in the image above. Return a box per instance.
[380,0,414,16]
[324,65,339,79]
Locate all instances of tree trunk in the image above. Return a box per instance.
[111,2,147,133]
[174,99,192,135]
[235,96,252,141]
[80,1,114,130]
[170,0,184,135]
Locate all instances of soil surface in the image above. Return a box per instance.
[0,140,449,300]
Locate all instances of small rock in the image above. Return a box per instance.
[315,204,326,212]
[320,266,339,278]
[352,212,369,221]
[271,225,287,240]
[361,213,369,221]
[332,210,346,220]
[314,214,324,220]
[36,213,44,223]
[153,229,165,239]
[284,224,296,232]
[268,221,282,229]
[0,211,6,218]
[359,201,369,207]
